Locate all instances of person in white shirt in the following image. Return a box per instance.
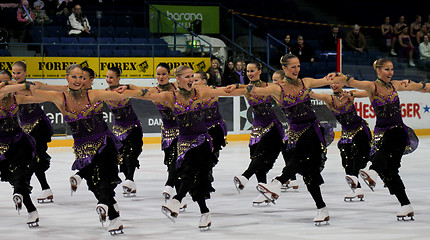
[67,4,93,38]
[419,34,430,70]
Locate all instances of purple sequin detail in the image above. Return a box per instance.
[176,133,212,169]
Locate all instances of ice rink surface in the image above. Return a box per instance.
[1,137,430,240]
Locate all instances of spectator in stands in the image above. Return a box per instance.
[398,26,416,67]
[322,25,343,52]
[419,34,430,70]
[416,25,428,46]
[33,0,52,25]
[206,58,224,87]
[409,15,422,41]
[67,4,94,38]
[424,15,430,31]
[16,0,34,42]
[56,0,73,17]
[290,35,315,63]
[344,24,367,54]
[381,16,396,56]
[223,60,236,86]
[233,61,249,85]
[279,34,292,55]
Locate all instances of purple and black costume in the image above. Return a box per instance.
[241,89,284,184]
[368,82,418,200]
[201,96,227,161]
[0,95,37,213]
[329,95,371,179]
[106,97,143,180]
[63,91,122,220]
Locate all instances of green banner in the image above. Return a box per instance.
[149,5,219,34]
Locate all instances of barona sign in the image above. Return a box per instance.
[166,10,203,21]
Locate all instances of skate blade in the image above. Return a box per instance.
[397,213,414,221]
[161,206,177,223]
[37,198,54,204]
[344,197,355,202]
[122,192,136,198]
[314,219,330,226]
[233,177,244,193]
[345,176,357,190]
[256,185,279,201]
[109,227,124,235]
[359,172,375,192]
[199,223,211,232]
[27,220,40,228]
[252,201,270,207]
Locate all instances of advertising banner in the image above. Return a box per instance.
[149,5,219,34]
[0,57,210,79]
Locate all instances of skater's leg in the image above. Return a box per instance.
[22,193,37,213]
[34,169,50,190]
[196,198,209,214]
[306,184,326,209]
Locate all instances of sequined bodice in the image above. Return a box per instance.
[202,97,222,122]
[173,90,206,136]
[247,94,277,123]
[276,83,316,124]
[371,83,402,127]
[0,97,20,137]
[105,98,138,122]
[330,96,362,130]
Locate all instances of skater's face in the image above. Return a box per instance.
[376,62,394,81]
[246,63,261,81]
[281,57,300,80]
[0,73,11,83]
[82,70,94,90]
[330,83,343,92]
[12,65,26,83]
[105,70,120,87]
[66,68,84,90]
[192,73,207,86]
[272,72,283,84]
[156,66,171,85]
[176,68,194,90]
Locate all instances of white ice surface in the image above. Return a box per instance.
[1,137,430,240]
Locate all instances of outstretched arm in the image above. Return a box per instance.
[392,79,427,92]
[33,81,68,92]
[197,85,249,98]
[17,89,64,111]
[89,89,145,102]
[0,82,29,94]
[248,83,282,99]
[309,91,332,106]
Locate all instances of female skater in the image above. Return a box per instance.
[250,54,335,225]
[310,83,372,201]
[12,61,54,203]
[104,67,143,196]
[20,64,144,234]
[232,62,285,206]
[335,58,425,220]
[0,70,40,227]
[136,65,244,230]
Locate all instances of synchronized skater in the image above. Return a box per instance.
[1,55,429,234]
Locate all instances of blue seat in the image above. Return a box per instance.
[0,49,11,56]
[45,45,62,56]
[115,49,130,57]
[133,27,151,38]
[131,49,149,57]
[58,49,77,57]
[43,37,60,44]
[79,37,97,44]
[131,38,148,44]
[60,37,78,44]
[114,37,131,44]
[298,62,315,78]
[98,37,114,44]
[79,49,96,57]
[100,49,113,57]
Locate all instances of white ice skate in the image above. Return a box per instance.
[162,199,181,222]
[27,210,39,228]
[256,179,281,204]
[314,207,330,226]
[345,175,358,190]
[233,175,248,193]
[344,188,364,202]
[162,185,174,201]
[13,193,23,214]
[359,169,378,191]
[252,193,271,207]
[397,204,414,221]
[70,174,82,196]
[122,180,136,197]
[281,180,299,192]
[96,203,108,227]
[199,212,212,231]
[108,217,124,235]
[37,189,54,203]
